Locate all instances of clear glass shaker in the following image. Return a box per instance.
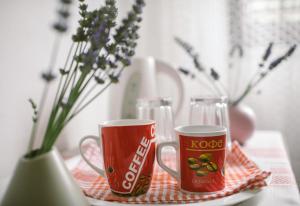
[189,96,231,149]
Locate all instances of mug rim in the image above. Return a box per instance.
[99,119,155,127]
[175,125,226,137]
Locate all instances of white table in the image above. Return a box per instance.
[0,131,299,205]
[237,131,300,206]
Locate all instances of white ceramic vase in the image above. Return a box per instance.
[1,149,89,206]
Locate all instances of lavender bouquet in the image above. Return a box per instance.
[26,0,145,158]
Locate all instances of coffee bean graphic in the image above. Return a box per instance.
[189,163,201,170]
[187,157,198,165]
[131,174,151,196]
[196,170,208,176]
[207,162,218,172]
[199,153,212,163]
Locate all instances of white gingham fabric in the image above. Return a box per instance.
[72,142,271,204]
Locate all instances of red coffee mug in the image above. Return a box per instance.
[157,125,226,193]
[79,119,156,196]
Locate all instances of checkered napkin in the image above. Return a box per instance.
[71,142,271,204]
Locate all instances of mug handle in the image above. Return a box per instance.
[156,141,179,181]
[79,135,105,177]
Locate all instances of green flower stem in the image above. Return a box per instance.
[27,35,62,152]
[249,72,268,91]
[43,61,82,141]
[58,43,82,100]
[46,43,80,136]
[196,62,227,96]
[59,71,96,123]
[44,71,85,144]
[218,81,229,96]
[41,42,97,153]
[71,68,78,89]
[71,83,97,115]
[231,71,268,106]
[231,84,251,106]
[52,42,75,107]
[66,71,98,118]
[27,120,38,153]
[71,43,86,89]
[78,70,96,92]
[231,66,267,106]
[65,80,113,125]
[60,62,79,96]
[67,51,113,118]
[66,65,125,123]
[41,71,89,152]
[48,34,61,74]
[202,72,224,96]
[47,71,90,148]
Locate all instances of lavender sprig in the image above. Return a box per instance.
[53,0,72,33]
[232,44,297,106]
[178,67,193,77]
[210,68,220,81]
[175,37,204,71]
[259,42,273,67]
[175,36,227,96]
[28,99,38,123]
[27,99,38,152]
[269,44,297,70]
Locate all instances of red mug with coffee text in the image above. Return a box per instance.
[79,119,156,196]
[157,125,226,193]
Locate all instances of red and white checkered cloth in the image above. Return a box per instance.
[71,142,271,204]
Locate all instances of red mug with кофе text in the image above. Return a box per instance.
[157,125,226,193]
[79,119,156,196]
